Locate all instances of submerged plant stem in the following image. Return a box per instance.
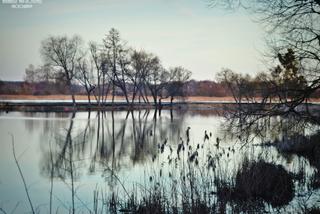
[10,134,35,214]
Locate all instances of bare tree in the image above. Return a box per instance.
[103,28,130,104]
[128,50,156,106]
[40,35,83,106]
[167,66,192,105]
[75,55,96,105]
[88,42,111,106]
[24,64,37,83]
[144,55,170,106]
[216,69,254,105]
[25,64,55,84]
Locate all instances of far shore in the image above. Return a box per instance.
[1,94,320,113]
[0,95,240,112]
[0,94,236,102]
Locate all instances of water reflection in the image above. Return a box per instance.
[216,111,320,212]
[38,110,186,184]
[222,111,319,145]
[216,159,294,212]
[1,109,320,213]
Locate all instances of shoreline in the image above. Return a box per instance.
[0,95,239,112]
[0,100,233,112]
[0,94,236,102]
[1,95,320,112]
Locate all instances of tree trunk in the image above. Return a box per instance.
[153,96,157,107]
[67,79,76,107]
[143,87,150,104]
[158,98,162,110]
[123,90,129,105]
[71,93,76,107]
[87,93,91,106]
[112,81,115,106]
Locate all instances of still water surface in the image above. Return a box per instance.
[0,110,319,213]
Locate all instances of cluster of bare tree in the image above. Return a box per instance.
[217,49,315,113]
[23,64,72,95]
[211,0,320,117]
[38,28,192,107]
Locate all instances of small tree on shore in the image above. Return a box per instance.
[128,50,159,105]
[103,28,130,104]
[24,64,37,83]
[88,42,110,106]
[144,56,170,106]
[167,66,192,105]
[75,56,96,105]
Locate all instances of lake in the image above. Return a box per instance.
[0,109,319,213]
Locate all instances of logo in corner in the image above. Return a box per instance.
[2,0,42,9]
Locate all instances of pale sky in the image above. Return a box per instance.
[0,0,265,81]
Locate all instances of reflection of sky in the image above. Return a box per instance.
[0,110,319,212]
[0,0,265,81]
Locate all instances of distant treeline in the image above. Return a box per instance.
[0,79,231,97]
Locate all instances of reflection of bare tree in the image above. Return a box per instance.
[56,112,76,213]
[23,112,70,136]
[40,109,187,191]
[131,110,154,164]
[222,110,320,145]
[40,112,78,213]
